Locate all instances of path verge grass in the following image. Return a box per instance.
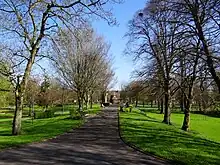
[119,108,220,165]
[0,104,102,150]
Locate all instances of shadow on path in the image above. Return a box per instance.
[0,107,170,165]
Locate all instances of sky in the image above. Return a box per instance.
[92,0,147,90]
[33,0,147,89]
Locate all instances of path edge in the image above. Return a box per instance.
[117,109,176,165]
[0,108,103,152]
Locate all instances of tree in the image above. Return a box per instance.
[38,75,50,110]
[0,0,121,135]
[126,0,220,131]
[52,27,114,113]
[24,76,40,115]
[164,0,220,93]
[0,76,13,107]
[125,0,181,124]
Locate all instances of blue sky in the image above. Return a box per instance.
[34,0,147,89]
[92,0,147,90]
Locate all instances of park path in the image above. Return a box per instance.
[0,107,170,165]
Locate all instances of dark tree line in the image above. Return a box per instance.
[0,0,121,135]
[125,0,220,131]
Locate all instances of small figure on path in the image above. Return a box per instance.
[120,102,124,112]
[125,101,129,108]
[129,105,133,112]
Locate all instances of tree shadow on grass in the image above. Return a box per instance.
[138,107,186,115]
[0,108,170,165]
[120,113,220,165]
[122,115,162,124]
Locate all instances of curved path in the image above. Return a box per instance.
[0,107,170,165]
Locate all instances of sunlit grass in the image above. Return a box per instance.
[120,108,220,165]
[139,107,220,142]
[0,104,102,150]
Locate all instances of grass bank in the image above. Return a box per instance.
[0,104,101,150]
[119,108,220,165]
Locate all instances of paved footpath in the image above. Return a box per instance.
[0,107,170,165]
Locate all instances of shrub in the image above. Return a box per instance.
[69,108,83,120]
[103,103,110,106]
[34,110,55,119]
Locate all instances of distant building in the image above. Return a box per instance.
[105,90,120,104]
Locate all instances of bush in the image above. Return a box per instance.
[55,104,63,107]
[34,110,55,119]
[69,108,83,120]
[103,103,110,106]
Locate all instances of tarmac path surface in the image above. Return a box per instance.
[0,107,170,165]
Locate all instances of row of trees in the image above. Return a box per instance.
[0,72,107,112]
[0,74,78,109]
[25,76,77,110]
[121,79,220,113]
[0,0,120,135]
[126,0,220,131]
[52,27,114,112]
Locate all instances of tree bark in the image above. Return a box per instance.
[182,108,190,131]
[163,82,171,124]
[12,90,23,135]
[90,95,93,109]
[81,98,84,113]
[160,98,164,114]
[182,87,193,131]
[198,101,201,111]
[180,52,185,112]
[180,97,184,112]
[78,96,82,110]
[135,96,138,107]
[101,92,105,104]
[85,100,88,110]
[157,99,160,111]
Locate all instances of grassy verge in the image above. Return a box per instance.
[85,104,102,115]
[120,108,220,165]
[0,104,102,150]
[138,107,220,142]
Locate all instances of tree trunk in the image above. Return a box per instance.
[135,97,138,107]
[80,98,84,114]
[163,93,170,124]
[157,99,160,111]
[142,101,145,107]
[198,98,202,111]
[151,100,153,107]
[12,48,37,135]
[163,82,171,124]
[78,96,82,110]
[12,91,23,135]
[62,88,65,114]
[182,86,193,131]
[101,91,105,104]
[180,53,185,112]
[28,106,31,117]
[180,97,184,112]
[160,98,164,114]
[90,95,93,109]
[182,108,190,131]
[85,100,88,110]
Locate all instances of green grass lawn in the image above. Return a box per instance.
[138,107,220,142]
[120,108,220,165]
[0,104,102,150]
